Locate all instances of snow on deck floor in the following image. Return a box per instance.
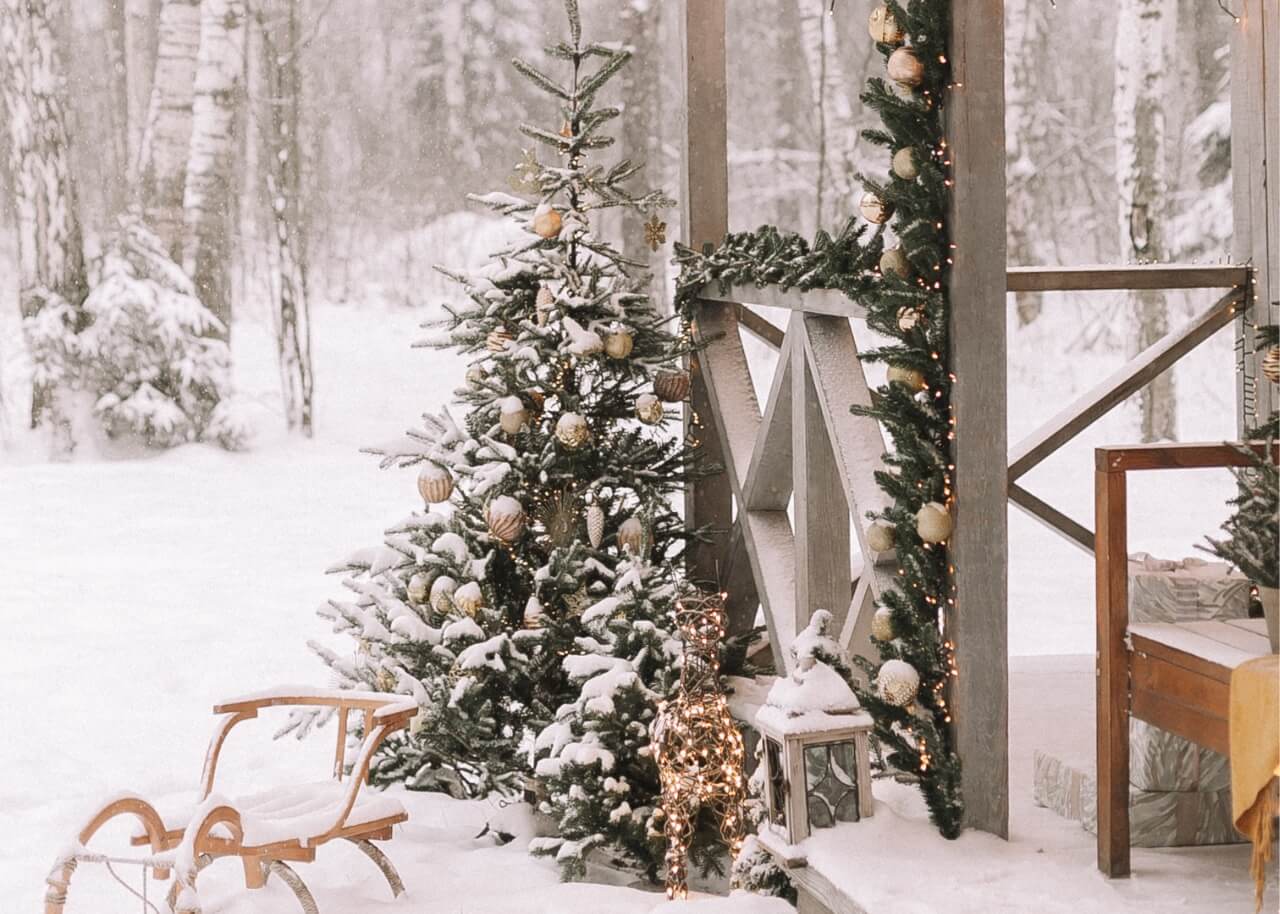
[791,654,1275,914]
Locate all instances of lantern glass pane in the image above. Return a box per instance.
[803,741,860,829]
[765,738,786,825]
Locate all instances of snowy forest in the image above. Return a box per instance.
[0,0,1236,452]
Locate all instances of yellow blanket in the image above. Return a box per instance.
[1231,654,1280,912]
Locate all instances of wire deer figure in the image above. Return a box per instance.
[651,591,748,899]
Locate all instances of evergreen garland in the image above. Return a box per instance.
[675,0,965,838]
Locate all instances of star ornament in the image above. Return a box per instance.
[507,148,540,194]
[644,214,667,251]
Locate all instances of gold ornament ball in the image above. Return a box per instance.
[453,581,484,616]
[871,606,895,642]
[877,659,920,707]
[532,203,562,239]
[585,503,605,548]
[406,572,430,605]
[653,369,691,403]
[555,412,591,449]
[486,495,526,543]
[916,500,953,543]
[430,575,457,613]
[868,3,906,44]
[417,463,453,504]
[892,147,920,180]
[605,328,634,360]
[897,306,923,332]
[886,364,925,389]
[866,521,895,553]
[887,47,925,88]
[618,516,646,555]
[487,327,513,353]
[880,247,910,278]
[636,393,664,425]
[1262,345,1280,384]
[859,192,894,225]
[498,395,528,435]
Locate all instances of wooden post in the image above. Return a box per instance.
[1231,0,1279,432]
[1094,457,1130,877]
[680,0,735,601]
[946,0,1009,837]
[793,327,852,637]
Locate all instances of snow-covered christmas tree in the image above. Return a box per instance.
[309,0,714,882]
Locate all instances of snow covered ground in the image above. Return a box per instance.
[0,226,1251,911]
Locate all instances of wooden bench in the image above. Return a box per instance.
[1095,442,1279,878]
[44,688,417,914]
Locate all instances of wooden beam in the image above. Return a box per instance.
[700,282,867,319]
[947,0,1009,839]
[793,332,852,642]
[1231,0,1279,433]
[1009,289,1241,481]
[1007,263,1249,293]
[722,520,761,637]
[1095,461,1130,878]
[1007,482,1094,554]
[680,0,733,595]
[839,575,877,684]
[734,303,786,350]
[1094,440,1280,473]
[743,321,795,511]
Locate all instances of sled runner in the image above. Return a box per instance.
[44,688,416,913]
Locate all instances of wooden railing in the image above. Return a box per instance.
[1007,264,1252,553]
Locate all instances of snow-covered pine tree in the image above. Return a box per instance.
[310,0,712,881]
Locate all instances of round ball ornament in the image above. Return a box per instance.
[897,306,923,332]
[498,396,528,435]
[868,3,905,44]
[486,495,526,543]
[453,581,484,616]
[871,606,895,642]
[887,364,925,389]
[892,147,920,180]
[406,572,430,605]
[636,393,664,425]
[1262,345,1280,384]
[417,463,453,504]
[653,369,691,402]
[887,47,925,89]
[605,330,634,360]
[430,575,457,613]
[617,516,646,556]
[866,521,895,553]
[555,412,591,449]
[880,247,910,278]
[859,192,894,225]
[531,203,562,239]
[877,659,920,707]
[585,503,605,548]
[486,327,513,353]
[916,501,953,543]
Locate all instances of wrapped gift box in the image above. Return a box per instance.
[1127,552,1250,624]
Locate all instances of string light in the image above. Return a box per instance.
[651,592,747,900]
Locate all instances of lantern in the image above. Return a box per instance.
[753,612,874,856]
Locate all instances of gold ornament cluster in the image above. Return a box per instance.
[651,592,747,899]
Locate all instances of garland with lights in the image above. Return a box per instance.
[676,0,965,838]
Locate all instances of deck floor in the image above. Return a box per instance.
[753,654,1275,914]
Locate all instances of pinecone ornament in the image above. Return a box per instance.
[585,504,605,548]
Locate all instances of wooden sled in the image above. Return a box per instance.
[44,688,417,913]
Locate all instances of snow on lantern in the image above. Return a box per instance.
[754,610,874,855]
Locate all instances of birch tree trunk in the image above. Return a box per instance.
[136,0,199,256]
[123,0,158,176]
[182,0,245,338]
[261,0,312,434]
[796,0,858,229]
[0,0,88,428]
[1114,0,1177,441]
